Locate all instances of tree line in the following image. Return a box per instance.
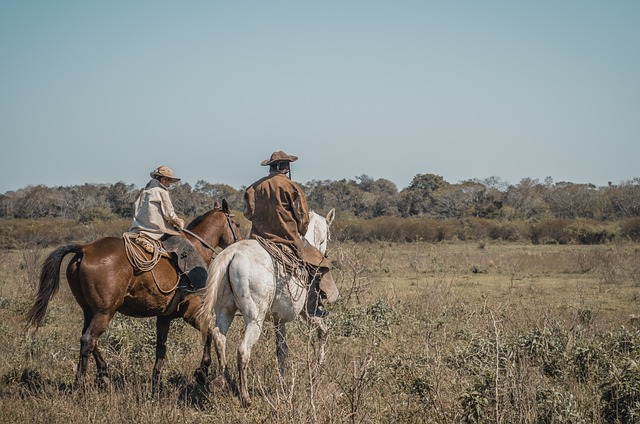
[1,174,640,221]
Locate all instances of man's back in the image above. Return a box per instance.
[245,172,309,257]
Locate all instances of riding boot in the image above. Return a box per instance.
[306,270,328,318]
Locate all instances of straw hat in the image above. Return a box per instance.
[261,151,299,166]
[150,166,181,181]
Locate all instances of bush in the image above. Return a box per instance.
[566,220,616,245]
[621,218,640,242]
[79,207,117,224]
[600,358,640,423]
[529,219,572,244]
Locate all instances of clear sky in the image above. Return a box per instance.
[1,1,638,193]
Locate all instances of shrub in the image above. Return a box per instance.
[566,220,616,245]
[600,358,640,423]
[79,207,117,224]
[529,219,572,244]
[620,217,640,242]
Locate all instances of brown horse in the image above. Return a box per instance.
[26,199,241,389]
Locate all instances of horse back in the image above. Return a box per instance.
[66,236,178,315]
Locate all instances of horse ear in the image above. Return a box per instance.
[213,200,220,210]
[222,198,229,214]
[326,208,335,227]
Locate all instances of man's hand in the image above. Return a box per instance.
[174,218,185,231]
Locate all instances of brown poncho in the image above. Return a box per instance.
[244,171,310,259]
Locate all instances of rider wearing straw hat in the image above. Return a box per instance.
[129,166,207,291]
[130,166,185,239]
[244,151,338,318]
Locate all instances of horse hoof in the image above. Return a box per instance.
[240,396,252,407]
[96,375,111,389]
[212,375,227,390]
[194,369,208,387]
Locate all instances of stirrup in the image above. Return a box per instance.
[307,305,328,318]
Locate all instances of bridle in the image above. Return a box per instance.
[181,211,240,253]
[225,212,240,243]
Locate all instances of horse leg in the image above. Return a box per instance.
[92,344,109,387]
[237,319,264,407]
[308,316,329,368]
[75,310,112,389]
[274,322,288,376]
[180,300,212,387]
[75,308,93,388]
[152,316,171,392]
[194,329,213,387]
[212,308,235,389]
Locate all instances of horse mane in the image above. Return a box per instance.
[187,206,221,231]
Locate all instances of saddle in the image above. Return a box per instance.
[123,232,208,293]
[254,236,338,304]
[255,235,307,281]
[132,233,170,258]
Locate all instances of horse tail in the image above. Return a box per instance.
[198,248,235,335]
[25,244,83,330]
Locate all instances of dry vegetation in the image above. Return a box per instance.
[1,239,640,423]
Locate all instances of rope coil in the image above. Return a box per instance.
[254,236,308,294]
[123,232,163,272]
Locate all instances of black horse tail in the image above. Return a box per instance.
[25,244,83,330]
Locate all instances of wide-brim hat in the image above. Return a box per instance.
[150,165,181,181]
[261,150,298,166]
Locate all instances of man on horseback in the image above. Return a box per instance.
[244,151,338,318]
[129,166,207,291]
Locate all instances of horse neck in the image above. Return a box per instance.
[188,211,225,264]
[305,212,319,245]
[305,212,328,253]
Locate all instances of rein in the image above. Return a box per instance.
[181,228,216,252]
[181,212,239,252]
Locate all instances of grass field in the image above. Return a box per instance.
[1,240,639,423]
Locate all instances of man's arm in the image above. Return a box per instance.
[243,187,255,221]
[291,187,310,235]
[159,190,184,229]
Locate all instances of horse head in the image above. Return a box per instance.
[218,199,242,247]
[186,199,242,259]
[305,208,335,256]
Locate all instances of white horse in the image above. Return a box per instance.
[199,208,336,406]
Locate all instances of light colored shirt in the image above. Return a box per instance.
[129,179,182,240]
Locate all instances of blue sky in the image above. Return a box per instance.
[1,1,638,193]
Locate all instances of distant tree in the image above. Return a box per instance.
[69,184,111,216]
[13,185,65,218]
[3,175,639,223]
[107,181,137,217]
[194,180,243,211]
[398,174,448,216]
[304,179,336,212]
[467,180,505,218]
[602,178,640,218]
[476,176,509,192]
[169,182,196,216]
[544,182,600,219]
[368,178,400,216]
[304,179,366,217]
[0,191,16,217]
[504,178,549,219]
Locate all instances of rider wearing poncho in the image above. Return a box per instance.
[129,166,207,291]
[244,151,338,318]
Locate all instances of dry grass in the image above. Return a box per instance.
[1,241,639,423]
